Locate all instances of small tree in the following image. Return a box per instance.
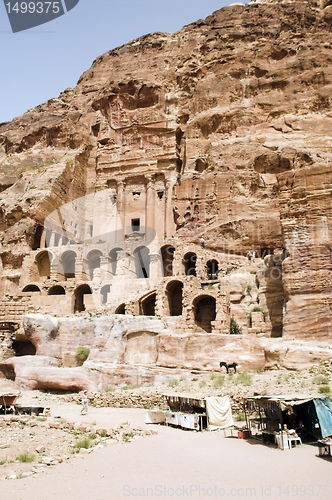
[230,316,242,335]
[76,346,90,362]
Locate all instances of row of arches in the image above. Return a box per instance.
[23,284,92,313]
[22,280,217,332]
[34,245,220,281]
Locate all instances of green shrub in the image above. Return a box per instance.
[313,375,329,385]
[73,437,91,450]
[213,375,225,389]
[318,386,331,395]
[121,385,138,390]
[199,380,206,388]
[76,346,90,361]
[235,373,253,386]
[16,452,35,463]
[168,379,179,388]
[105,386,116,392]
[235,412,245,422]
[230,316,242,335]
[210,372,216,380]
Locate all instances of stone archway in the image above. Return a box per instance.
[35,250,51,278]
[140,292,156,316]
[166,280,183,316]
[161,245,175,277]
[193,295,216,333]
[48,285,65,295]
[22,285,41,293]
[109,247,124,276]
[207,259,219,280]
[115,303,125,314]
[183,252,197,276]
[87,249,102,280]
[74,284,92,312]
[60,250,76,280]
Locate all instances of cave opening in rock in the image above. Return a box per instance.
[32,225,44,250]
[12,340,36,357]
[264,262,286,338]
[193,295,216,333]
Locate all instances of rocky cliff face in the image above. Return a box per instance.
[0,0,331,379]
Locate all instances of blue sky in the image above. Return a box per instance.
[0,0,241,123]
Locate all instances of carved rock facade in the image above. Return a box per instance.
[0,0,331,386]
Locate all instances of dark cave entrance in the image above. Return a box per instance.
[12,340,36,356]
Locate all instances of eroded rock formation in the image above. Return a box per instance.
[0,0,331,386]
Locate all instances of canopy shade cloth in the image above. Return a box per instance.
[164,393,233,431]
[244,394,332,439]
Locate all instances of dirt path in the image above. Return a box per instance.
[0,402,331,500]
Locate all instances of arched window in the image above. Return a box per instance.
[183,252,197,276]
[133,246,150,278]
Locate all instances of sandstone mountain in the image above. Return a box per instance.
[0,0,331,387]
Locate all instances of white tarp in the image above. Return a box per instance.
[205,395,234,431]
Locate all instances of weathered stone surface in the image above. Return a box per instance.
[0,0,331,382]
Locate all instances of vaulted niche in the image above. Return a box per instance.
[36,251,51,278]
[48,285,65,295]
[22,285,41,293]
[166,281,183,316]
[183,252,197,276]
[87,249,102,280]
[207,259,219,280]
[193,295,216,333]
[110,247,123,275]
[74,284,92,313]
[161,245,175,277]
[140,292,156,316]
[60,250,76,280]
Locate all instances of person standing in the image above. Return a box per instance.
[81,390,88,415]
[200,236,205,248]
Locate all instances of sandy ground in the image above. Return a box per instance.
[0,392,331,500]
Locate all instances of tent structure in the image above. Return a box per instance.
[146,393,234,431]
[244,394,332,440]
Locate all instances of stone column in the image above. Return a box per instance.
[145,175,155,244]
[165,173,177,239]
[116,179,126,235]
